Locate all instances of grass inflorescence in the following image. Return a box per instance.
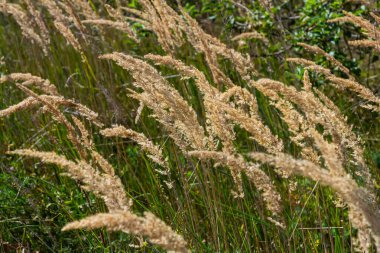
[1,0,380,252]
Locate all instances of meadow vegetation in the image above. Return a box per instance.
[1,0,380,252]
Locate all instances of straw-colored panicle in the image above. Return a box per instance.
[288,56,380,112]
[310,90,370,184]
[71,0,98,20]
[82,19,137,41]
[189,150,282,216]
[177,9,223,82]
[7,149,131,212]
[54,21,82,52]
[204,98,237,152]
[24,0,50,49]
[0,73,58,95]
[145,53,281,153]
[286,58,332,76]
[90,150,116,176]
[118,0,185,52]
[250,152,380,252]
[328,16,351,24]
[120,6,148,21]
[62,211,190,253]
[123,8,150,29]
[302,70,364,162]
[79,4,138,41]
[213,98,283,153]
[104,4,124,20]
[253,78,318,134]
[59,0,100,42]
[135,101,144,123]
[143,0,186,52]
[38,0,72,25]
[312,86,367,165]
[253,77,369,180]
[14,84,88,158]
[204,36,256,83]
[144,54,218,97]
[346,0,372,6]
[269,98,310,150]
[0,94,102,129]
[0,72,102,126]
[49,95,102,127]
[245,165,283,218]
[100,125,169,171]
[361,104,380,113]
[348,39,380,51]
[71,116,115,177]
[180,8,256,83]
[0,3,46,51]
[135,95,191,151]
[114,1,254,83]
[309,129,344,176]
[2,76,103,161]
[341,11,376,36]
[370,12,380,23]
[219,96,277,149]
[327,76,380,108]
[329,11,380,52]
[38,0,83,52]
[0,97,38,118]
[144,54,225,150]
[323,13,380,111]
[302,69,312,91]
[220,87,271,149]
[100,126,174,190]
[252,74,316,164]
[100,53,207,151]
[189,149,248,196]
[219,86,259,114]
[297,43,352,78]
[254,77,355,153]
[232,31,269,44]
[72,116,93,149]
[66,100,103,127]
[55,0,87,42]
[144,53,281,153]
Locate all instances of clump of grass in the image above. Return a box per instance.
[1,71,189,252]
[1,0,380,252]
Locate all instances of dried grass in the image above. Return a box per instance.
[4,81,188,251]
[62,211,190,253]
[1,1,380,252]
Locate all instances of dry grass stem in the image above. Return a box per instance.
[288,57,380,111]
[7,149,131,212]
[0,3,47,52]
[82,19,137,40]
[0,73,57,95]
[297,43,352,78]
[101,125,169,170]
[62,211,190,253]
[24,0,50,48]
[100,52,207,151]
[189,150,282,215]
[54,21,82,52]
[232,31,269,44]
[250,152,380,252]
